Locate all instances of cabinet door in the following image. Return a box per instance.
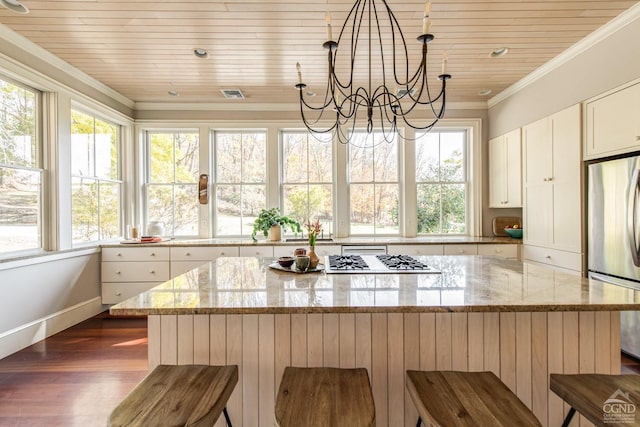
[477,244,518,259]
[489,135,507,207]
[239,246,274,257]
[523,117,553,247]
[585,82,640,159]
[523,116,552,186]
[443,244,478,255]
[550,104,582,252]
[387,245,444,255]
[504,129,522,207]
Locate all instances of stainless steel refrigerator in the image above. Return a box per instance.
[588,154,640,359]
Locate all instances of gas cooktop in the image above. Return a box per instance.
[324,254,440,274]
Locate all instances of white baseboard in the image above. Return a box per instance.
[0,297,104,360]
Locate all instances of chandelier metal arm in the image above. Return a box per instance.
[296,0,452,145]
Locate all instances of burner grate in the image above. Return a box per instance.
[376,255,431,270]
[328,255,370,270]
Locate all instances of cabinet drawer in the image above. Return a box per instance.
[170,246,238,261]
[101,261,170,282]
[443,244,478,255]
[387,245,444,255]
[101,282,161,304]
[523,245,582,272]
[171,261,210,276]
[102,247,170,262]
[239,246,274,257]
[478,244,518,259]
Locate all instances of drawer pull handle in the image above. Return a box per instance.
[116,271,121,275]
[221,252,225,255]
[186,252,191,256]
[545,255,551,259]
[117,253,122,257]
[115,292,122,296]
[150,270,155,274]
[150,252,156,256]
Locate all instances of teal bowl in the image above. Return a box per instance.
[504,228,523,239]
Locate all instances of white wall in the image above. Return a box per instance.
[489,7,640,137]
[0,251,103,359]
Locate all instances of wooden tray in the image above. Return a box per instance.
[268,263,324,274]
[492,217,521,237]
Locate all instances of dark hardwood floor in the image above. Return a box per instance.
[0,312,638,426]
[0,312,148,427]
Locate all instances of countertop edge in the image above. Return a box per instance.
[109,303,636,316]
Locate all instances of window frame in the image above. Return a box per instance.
[211,129,268,238]
[415,129,469,235]
[0,74,44,257]
[279,129,334,236]
[143,129,201,239]
[69,107,123,246]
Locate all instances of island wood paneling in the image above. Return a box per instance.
[148,311,620,427]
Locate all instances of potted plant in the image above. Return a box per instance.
[251,208,301,241]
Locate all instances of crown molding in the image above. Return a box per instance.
[0,22,134,109]
[134,100,487,112]
[487,1,640,109]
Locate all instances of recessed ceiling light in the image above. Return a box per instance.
[168,90,180,97]
[490,47,509,58]
[478,89,492,96]
[0,0,29,14]
[193,48,209,59]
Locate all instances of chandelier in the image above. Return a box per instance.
[295,0,451,145]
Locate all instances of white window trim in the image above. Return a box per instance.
[135,119,482,240]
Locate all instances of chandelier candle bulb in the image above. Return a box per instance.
[442,51,448,74]
[422,2,431,34]
[296,62,302,84]
[326,12,333,41]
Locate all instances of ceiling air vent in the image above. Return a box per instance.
[221,89,245,100]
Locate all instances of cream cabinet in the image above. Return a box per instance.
[477,244,519,260]
[522,104,582,271]
[489,128,522,208]
[443,244,478,256]
[239,246,274,257]
[584,80,640,160]
[101,247,171,304]
[170,246,239,276]
[387,245,444,255]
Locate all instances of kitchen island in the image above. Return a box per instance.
[110,256,640,427]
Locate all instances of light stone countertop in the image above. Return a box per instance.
[109,256,640,315]
[101,235,519,248]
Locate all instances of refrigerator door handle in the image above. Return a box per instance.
[628,169,640,267]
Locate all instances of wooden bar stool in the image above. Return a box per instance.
[275,367,376,427]
[550,374,640,427]
[109,364,238,427]
[406,370,541,427]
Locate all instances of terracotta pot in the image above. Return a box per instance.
[308,246,319,269]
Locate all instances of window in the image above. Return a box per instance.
[71,110,121,244]
[281,131,333,233]
[0,78,41,255]
[415,131,467,234]
[214,130,266,236]
[146,131,199,237]
[349,132,399,235]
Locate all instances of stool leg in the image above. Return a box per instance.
[416,416,422,427]
[223,407,233,427]
[561,407,576,427]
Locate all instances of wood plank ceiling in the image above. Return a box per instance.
[0,0,637,106]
